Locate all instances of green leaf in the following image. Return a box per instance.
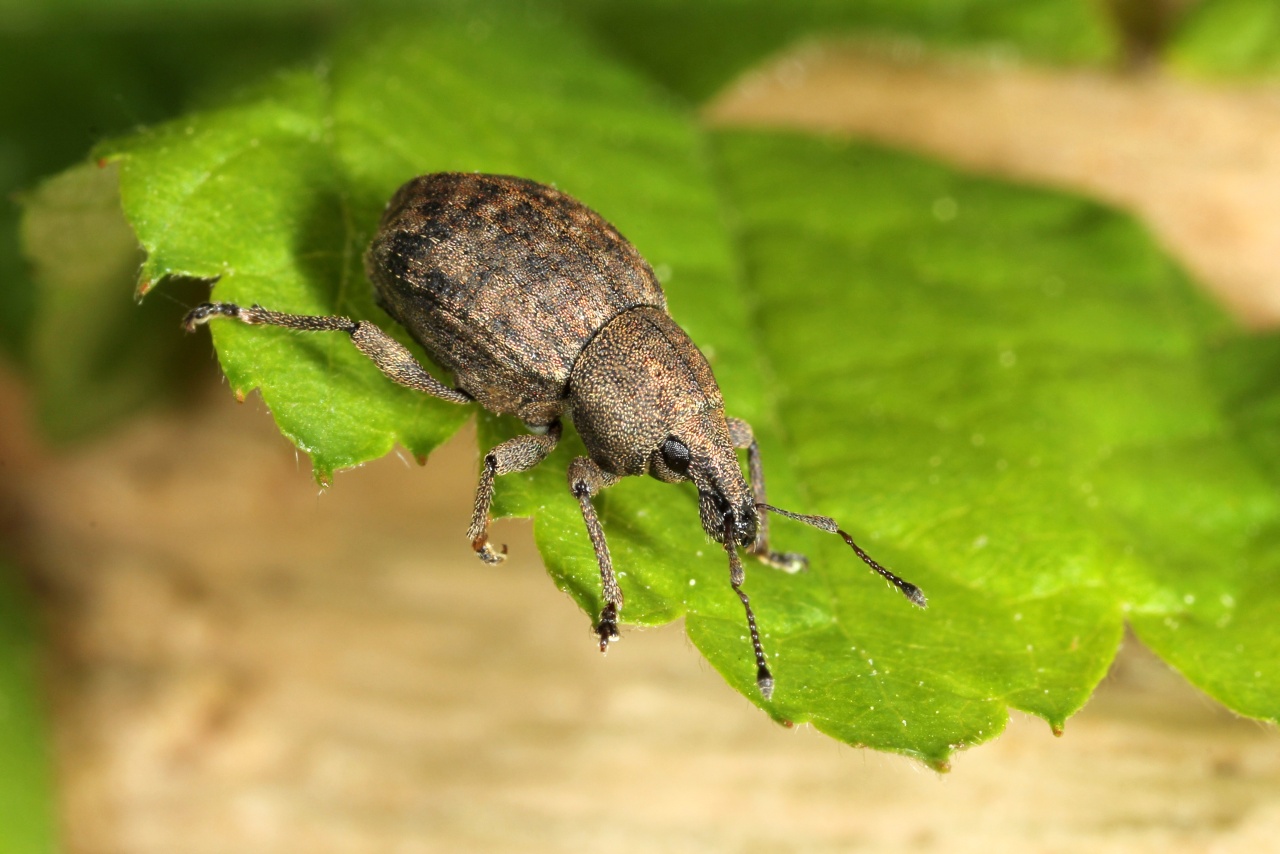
[711,129,1279,758]
[1121,329,1280,722]
[0,563,58,854]
[53,3,1280,765]
[1210,334,1280,483]
[1167,0,1280,77]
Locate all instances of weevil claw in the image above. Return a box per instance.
[595,604,620,652]
[757,666,775,700]
[182,301,246,332]
[471,535,507,565]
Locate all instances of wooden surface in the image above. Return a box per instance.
[5,46,1280,853]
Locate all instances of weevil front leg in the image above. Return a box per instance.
[726,416,808,573]
[567,456,623,651]
[183,302,473,404]
[466,422,562,564]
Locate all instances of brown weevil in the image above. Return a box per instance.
[183,172,926,699]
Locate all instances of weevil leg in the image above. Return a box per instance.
[183,302,473,405]
[467,422,562,564]
[722,515,774,699]
[567,456,623,651]
[726,417,808,573]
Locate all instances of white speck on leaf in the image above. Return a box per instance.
[932,196,958,221]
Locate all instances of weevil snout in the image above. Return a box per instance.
[700,490,758,547]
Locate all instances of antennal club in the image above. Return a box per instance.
[757,503,927,608]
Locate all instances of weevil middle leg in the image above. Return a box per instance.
[467,423,562,563]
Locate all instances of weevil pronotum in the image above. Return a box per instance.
[184,172,926,698]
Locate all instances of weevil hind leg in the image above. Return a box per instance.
[466,423,562,564]
[726,416,808,573]
[183,301,473,404]
[567,456,623,651]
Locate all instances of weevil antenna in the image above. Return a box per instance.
[724,513,774,699]
[756,503,927,608]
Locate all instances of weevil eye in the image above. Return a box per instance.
[660,437,691,477]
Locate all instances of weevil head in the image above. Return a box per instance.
[650,414,757,548]
[569,306,757,547]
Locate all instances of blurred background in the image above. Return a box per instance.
[3,0,1280,851]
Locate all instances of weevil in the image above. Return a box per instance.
[183,172,926,698]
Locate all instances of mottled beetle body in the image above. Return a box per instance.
[367,173,665,426]
[185,172,925,699]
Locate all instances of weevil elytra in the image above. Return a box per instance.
[184,172,926,698]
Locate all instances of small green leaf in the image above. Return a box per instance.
[0,563,58,854]
[1168,0,1280,77]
